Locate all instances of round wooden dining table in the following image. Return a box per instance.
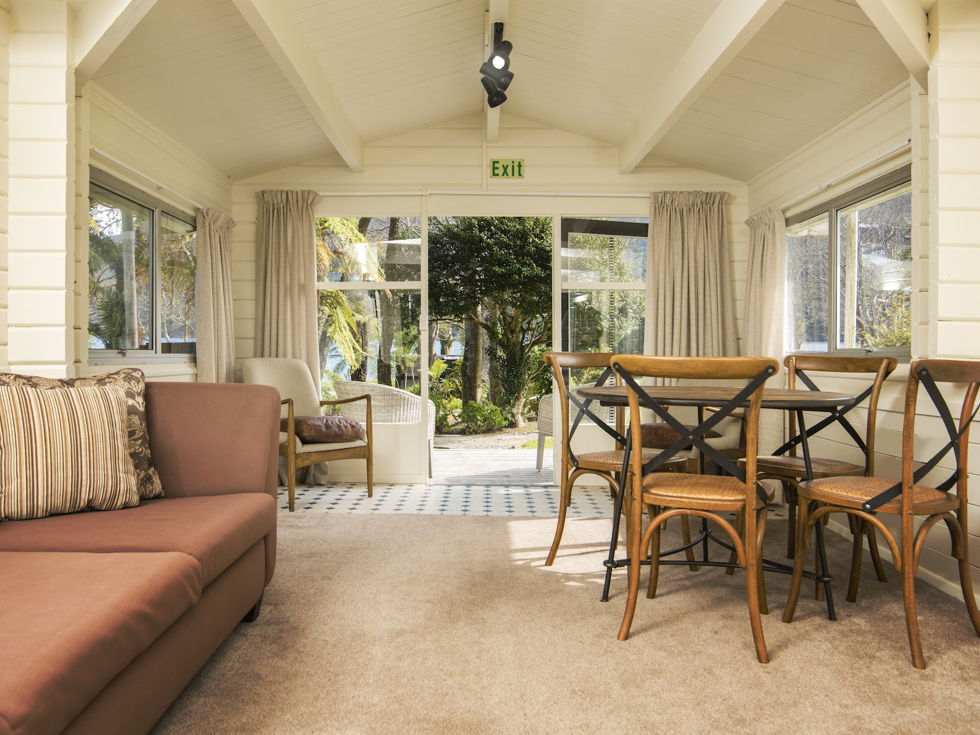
[576,383,855,618]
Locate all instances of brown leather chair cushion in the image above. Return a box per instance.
[0,494,276,587]
[0,550,202,735]
[280,415,364,444]
[640,422,720,449]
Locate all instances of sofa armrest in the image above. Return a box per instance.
[145,382,280,501]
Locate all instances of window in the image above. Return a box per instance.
[316,217,423,396]
[786,166,911,356]
[561,217,647,359]
[88,171,197,360]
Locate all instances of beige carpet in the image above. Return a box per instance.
[150,514,980,734]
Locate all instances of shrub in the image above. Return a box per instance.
[459,401,506,434]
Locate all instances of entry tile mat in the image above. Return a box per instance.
[280,483,616,517]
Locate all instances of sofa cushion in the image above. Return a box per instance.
[0,550,202,735]
[0,368,164,500]
[0,383,140,521]
[0,494,276,587]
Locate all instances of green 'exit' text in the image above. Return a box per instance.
[490,159,524,178]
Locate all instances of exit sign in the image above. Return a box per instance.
[490,159,524,179]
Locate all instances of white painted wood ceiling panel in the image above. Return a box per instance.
[87,0,919,182]
[651,0,909,181]
[92,0,334,179]
[287,0,487,143]
[503,0,721,143]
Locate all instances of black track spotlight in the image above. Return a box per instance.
[481,76,507,108]
[481,22,514,105]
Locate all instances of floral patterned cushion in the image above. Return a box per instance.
[0,369,163,499]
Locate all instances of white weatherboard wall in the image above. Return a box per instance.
[748,0,980,606]
[0,1,9,372]
[7,0,74,379]
[75,82,234,382]
[928,0,980,359]
[233,114,749,483]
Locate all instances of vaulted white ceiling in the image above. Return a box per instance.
[86,0,923,182]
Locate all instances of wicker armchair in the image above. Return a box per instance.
[333,380,436,477]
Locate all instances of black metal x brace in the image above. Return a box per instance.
[863,367,980,512]
[565,367,626,468]
[773,370,873,459]
[613,363,776,506]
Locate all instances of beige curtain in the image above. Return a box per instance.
[645,191,738,357]
[744,206,787,454]
[254,190,322,387]
[195,208,237,383]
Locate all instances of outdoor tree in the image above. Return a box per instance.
[88,203,151,349]
[428,216,552,427]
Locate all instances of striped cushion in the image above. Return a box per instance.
[0,369,162,499]
[0,384,140,521]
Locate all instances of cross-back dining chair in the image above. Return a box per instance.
[754,355,897,602]
[613,354,780,664]
[783,358,980,669]
[542,351,686,567]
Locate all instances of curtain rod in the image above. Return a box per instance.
[89,146,204,210]
[780,139,911,211]
[316,190,651,198]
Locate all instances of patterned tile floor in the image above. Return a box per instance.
[279,482,790,520]
[280,482,614,517]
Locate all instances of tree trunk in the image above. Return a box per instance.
[377,218,400,386]
[461,314,483,404]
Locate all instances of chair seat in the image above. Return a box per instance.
[641,472,774,508]
[578,449,687,472]
[755,455,863,477]
[292,438,367,453]
[802,475,959,514]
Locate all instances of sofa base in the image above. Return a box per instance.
[62,540,267,735]
[241,593,264,623]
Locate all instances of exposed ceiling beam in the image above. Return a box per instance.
[485,0,508,144]
[74,0,159,86]
[231,0,364,172]
[855,0,930,91]
[618,0,785,174]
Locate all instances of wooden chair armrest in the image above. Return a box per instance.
[321,395,371,408]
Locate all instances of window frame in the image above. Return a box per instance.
[560,217,647,355]
[785,165,912,360]
[87,168,198,365]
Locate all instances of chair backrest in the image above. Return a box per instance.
[612,355,779,498]
[784,354,898,473]
[543,352,622,450]
[537,392,553,438]
[333,380,436,439]
[899,360,980,507]
[241,358,321,418]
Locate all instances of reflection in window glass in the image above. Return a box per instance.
[837,185,912,350]
[316,217,421,283]
[160,213,197,353]
[566,290,645,358]
[88,184,153,350]
[318,289,422,401]
[564,232,646,283]
[786,214,830,352]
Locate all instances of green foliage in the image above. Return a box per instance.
[88,202,151,349]
[459,401,506,434]
[428,216,553,424]
[429,359,463,433]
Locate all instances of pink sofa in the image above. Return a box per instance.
[0,382,281,735]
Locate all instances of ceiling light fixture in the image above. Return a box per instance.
[480,22,514,108]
